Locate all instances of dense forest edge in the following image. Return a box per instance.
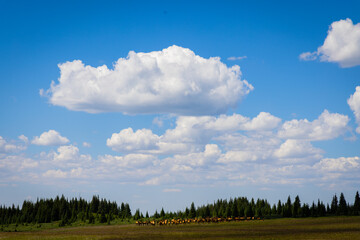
[1,191,359,231]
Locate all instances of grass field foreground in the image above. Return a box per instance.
[0,216,360,240]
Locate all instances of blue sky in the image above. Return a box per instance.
[1,0,360,213]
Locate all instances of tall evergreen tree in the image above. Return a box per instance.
[134,209,141,220]
[331,194,338,215]
[339,193,347,215]
[160,208,165,218]
[277,200,282,215]
[293,195,301,217]
[204,205,211,218]
[354,191,360,216]
[189,202,196,218]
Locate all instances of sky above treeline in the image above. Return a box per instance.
[1,0,360,213]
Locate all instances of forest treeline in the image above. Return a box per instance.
[1,191,359,226]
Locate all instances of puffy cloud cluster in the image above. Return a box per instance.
[0,155,38,171]
[97,108,353,187]
[348,86,360,133]
[107,128,160,152]
[273,139,323,162]
[0,136,27,153]
[32,130,69,146]
[45,145,92,168]
[315,156,359,172]
[106,112,281,155]
[300,18,360,68]
[278,110,349,141]
[44,45,253,115]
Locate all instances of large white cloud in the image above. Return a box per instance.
[348,86,360,133]
[44,45,253,115]
[300,18,360,68]
[278,110,349,141]
[32,130,69,146]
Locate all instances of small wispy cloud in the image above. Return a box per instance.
[163,188,181,192]
[227,56,247,61]
[299,51,318,61]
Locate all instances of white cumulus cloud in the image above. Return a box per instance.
[44,145,92,168]
[278,110,349,141]
[300,18,360,68]
[44,45,253,115]
[273,139,323,160]
[107,112,281,155]
[315,156,360,172]
[32,130,69,146]
[107,128,160,152]
[348,86,360,133]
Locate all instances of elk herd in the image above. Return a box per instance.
[135,216,263,226]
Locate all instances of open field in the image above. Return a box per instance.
[1,216,360,240]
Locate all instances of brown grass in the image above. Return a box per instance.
[1,216,360,239]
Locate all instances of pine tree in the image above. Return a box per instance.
[134,209,141,220]
[339,193,348,215]
[153,210,160,218]
[231,200,238,217]
[331,194,338,215]
[189,202,196,218]
[245,206,253,217]
[99,210,107,223]
[90,196,100,213]
[271,204,277,216]
[160,208,165,218]
[282,196,292,217]
[125,203,131,218]
[354,191,360,216]
[277,200,282,215]
[293,195,301,217]
[204,205,211,218]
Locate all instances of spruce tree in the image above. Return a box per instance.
[245,206,253,217]
[134,209,141,220]
[354,191,360,216]
[293,195,301,217]
[204,205,211,218]
[189,202,196,218]
[331,194,338,215]
[99,210,107,223]
[277,200,282,215]
[160,208,165,218]
[339,193,348,215]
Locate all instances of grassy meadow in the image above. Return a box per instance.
[0,216,360,240]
